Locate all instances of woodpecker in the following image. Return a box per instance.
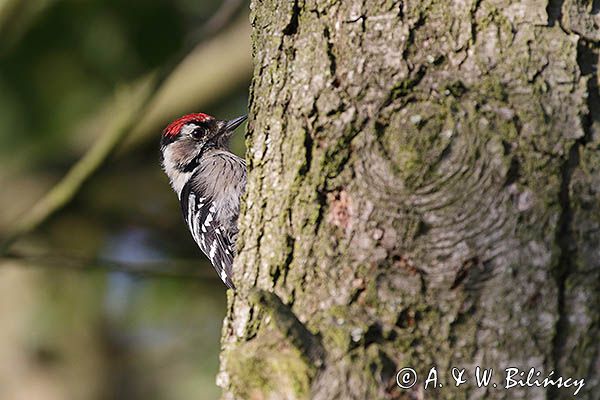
[160,113,247,289]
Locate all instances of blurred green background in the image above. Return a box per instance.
[0,1,251,399]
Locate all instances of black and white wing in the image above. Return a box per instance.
[180,183,235,289]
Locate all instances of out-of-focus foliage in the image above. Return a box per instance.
[0,1,250,399]
[0,0,242,166]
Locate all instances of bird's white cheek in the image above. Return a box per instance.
[162,147,192,196]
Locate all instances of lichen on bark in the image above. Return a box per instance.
[219,0,599,399]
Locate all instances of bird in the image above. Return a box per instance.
[160,113,247,289]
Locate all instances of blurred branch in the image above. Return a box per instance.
[69,14,252,154]
[199,0,246,38]
[123,14,252,149]
[0,15,252,254]
[0,0,56,54]
[1,251,219,280]
[0,79,156,254]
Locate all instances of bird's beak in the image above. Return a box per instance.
[224,115,248,133]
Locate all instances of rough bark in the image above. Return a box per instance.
[219,1,599,399]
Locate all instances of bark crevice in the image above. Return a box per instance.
[283,0,301,36]
[546,0,565,27]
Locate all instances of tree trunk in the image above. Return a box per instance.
[219,1,599,399]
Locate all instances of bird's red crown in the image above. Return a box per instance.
[163,113,214,137]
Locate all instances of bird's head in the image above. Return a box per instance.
[160,112,246,172]
[160,113,246,194]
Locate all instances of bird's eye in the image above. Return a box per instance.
[190,127,205,139]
